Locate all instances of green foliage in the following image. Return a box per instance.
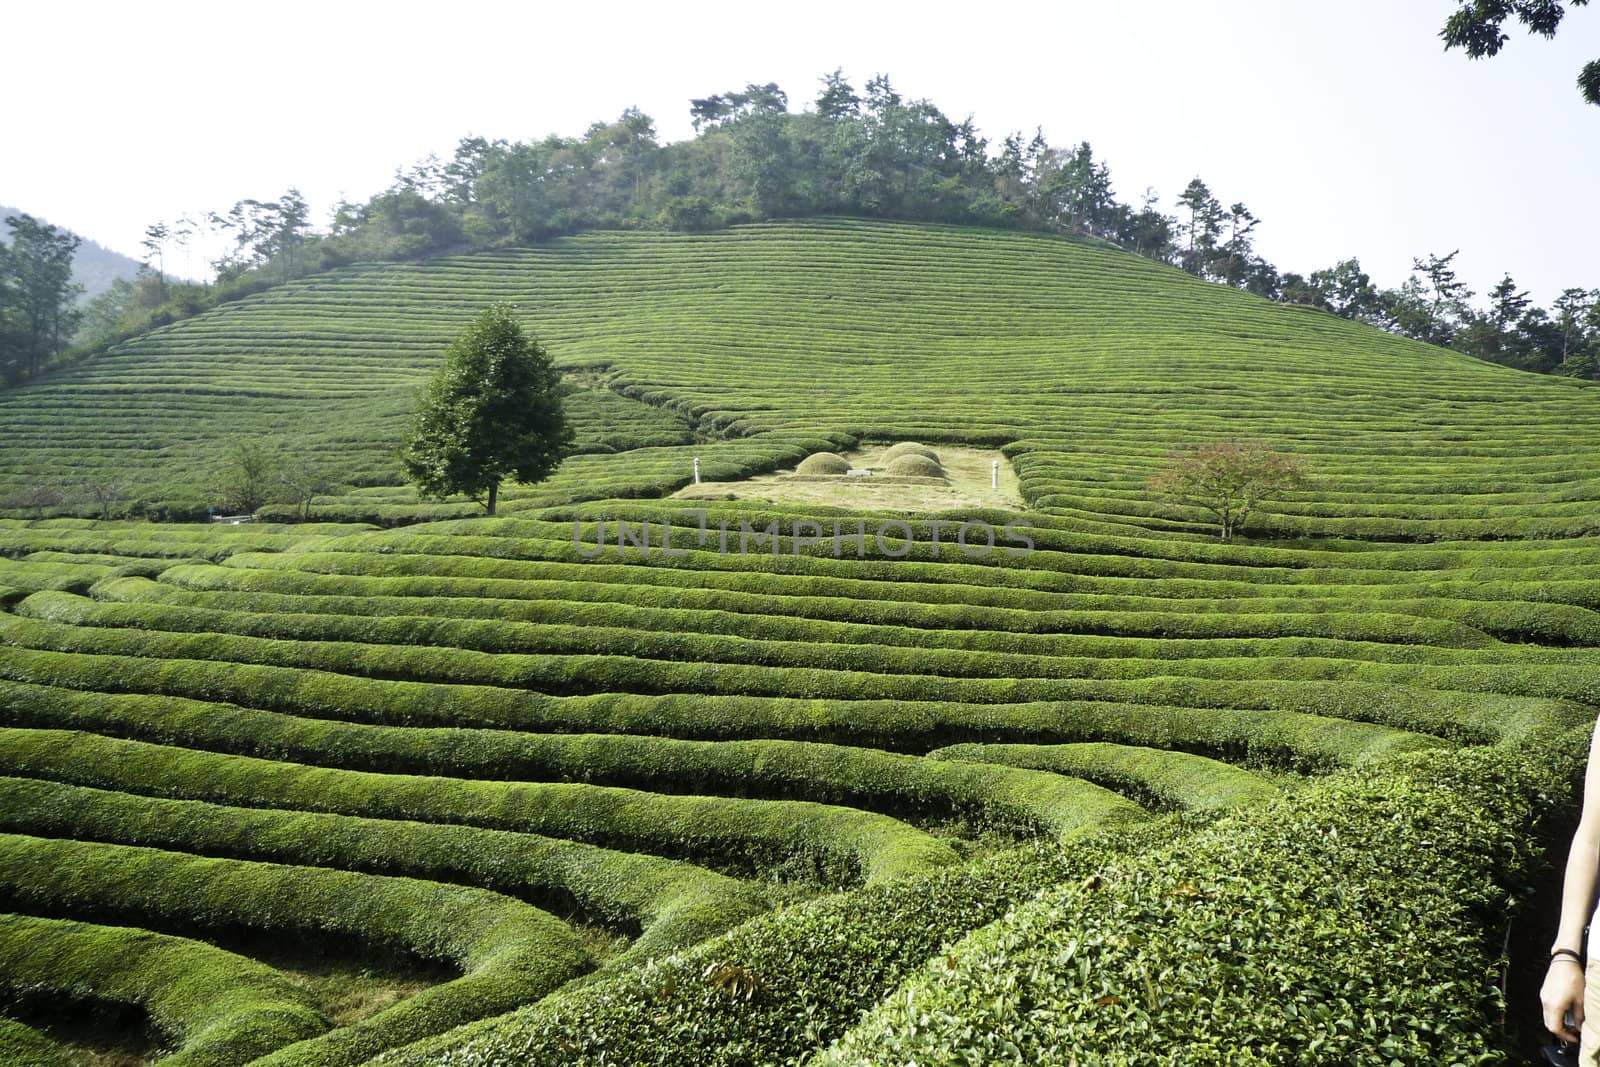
[0,643,1145,843]
[1148,439,1310,539]
[0,1018,69,1067]
[928,741,1281,813]
[0,213,82,385]
[1442,0,1599,106]
[816,732,1580,1065]
[373,830,1173,1067]
[0,727,957,887]
[0,913,327,1066]
[0,775,767,968]
[0,833,590,1067]
[5,222,1599,520]
[399,303,573,515]
[0,219,1597,1065]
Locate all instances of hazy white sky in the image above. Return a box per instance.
[5,0,1596,303]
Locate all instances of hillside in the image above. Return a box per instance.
[2,219,1597,535]
[0,219,1594,1064]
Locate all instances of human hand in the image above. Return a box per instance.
[1543,958,1585,1044]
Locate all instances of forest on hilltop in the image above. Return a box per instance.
[9,70,1597,388]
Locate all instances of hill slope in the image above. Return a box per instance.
[0,219,1594,1064]
[4,218,1597,536]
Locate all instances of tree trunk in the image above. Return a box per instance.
[486,481,499,517]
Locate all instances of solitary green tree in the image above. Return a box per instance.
[399,303,572,516]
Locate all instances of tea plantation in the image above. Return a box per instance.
[0,219,1596,1064]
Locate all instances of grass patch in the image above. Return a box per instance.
[675,443,1025,511]
[205,929,451,1030]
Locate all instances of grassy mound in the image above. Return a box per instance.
[882,453,945,478]
[795,451,851,475]
[879,442,941,463]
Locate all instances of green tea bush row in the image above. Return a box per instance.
[2,610,1582,740]
[157,561,1600,647]
[373,825,1183,1067]
[0,1018,67,1067]
[0,729,957,886]
[218,544,1600,614]
[84,577,1505,661]
[27,589,1533,688]
[816,730,1582,1066]
[0,832,590,1067]
[0,679,1145,840]
[545,506,1600,574]
[0,559,115,593]
[927,741,1281,813]
[333,515,1600,585]
[0,776,766,966]
[0,648,1450,770]
[0,912,326,1066]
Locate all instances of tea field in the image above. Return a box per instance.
[0,219,1596,1064]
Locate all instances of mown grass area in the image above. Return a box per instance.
[0,219,1595,1063]
[675,443,1028,511]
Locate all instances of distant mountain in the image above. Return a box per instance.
[1,204,144,302]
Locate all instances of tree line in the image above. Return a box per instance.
[24,70,1600,386]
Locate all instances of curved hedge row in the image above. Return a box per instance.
[0,658,1451,771]
[0,833,590,1067]
[304,517,1600,587]
[816,730,1581,1065]
[125,565,1521,648]
[0,681,1144,839]
[0,522,370,562]
[0,912,327,1066]
[0,776,766,966]
[0,1019,68,1067]
[926,741,1281,813]
[371,827,1180,1067]
[4,611,1581,744]
[29,590,1543,687]
[72,581,1520,667]
[0,729,958,886]
[381,730,1579,1067]
[231,541,1600,620]
[152,560,1600,648]
[332,511,1600,574]
[0,560,121,595]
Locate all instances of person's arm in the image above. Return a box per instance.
[1542,718,1600,1043]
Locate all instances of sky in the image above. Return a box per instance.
[5,0,1596,304]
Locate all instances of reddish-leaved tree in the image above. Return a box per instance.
[1148,440,1308,540]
